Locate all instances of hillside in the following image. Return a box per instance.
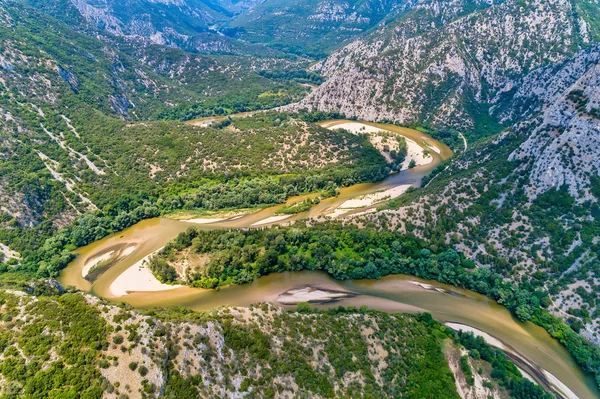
[347,42,600,346]
[1,0,600,397]
[225,0,408,58]
[26,0,423,59]
[0,109,387,263]
[22,0,270,55]
[0,287,551,399]
[288,0,600,138]
[0,0,386,266]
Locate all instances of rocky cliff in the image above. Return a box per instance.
[288,0,598,137]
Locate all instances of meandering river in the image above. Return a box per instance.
[59,121,600,399]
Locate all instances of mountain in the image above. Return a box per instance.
[289,0,600,138]
[225,0,410,58]
[0,1,347,255]
[1,0,600,396]
[349,42,600,345]
[23,0,270,55]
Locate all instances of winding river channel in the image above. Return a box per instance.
[59,120,600,399]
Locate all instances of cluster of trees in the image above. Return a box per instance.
[156,222,600,388]
[12,159,388,280]
[0,5,341,277]
[451,328,553,398]
[276,197,320,215]
[416,313,554,399]
[4,111,392,279]
[161,79,308,121]
[0,291,109,398]
[257,69,325,85]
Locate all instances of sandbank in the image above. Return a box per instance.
[401,137,433,169]
[82,245,136,278]
[339,184,411,209]
[328,122,387,134]
[277,286,356,305]
[445,322,577,399]
[251,215,291,226]
[444,322,506,349]
[184,218,226,224]
[109,248,182,297]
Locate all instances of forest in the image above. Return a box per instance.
[0,110,390,278]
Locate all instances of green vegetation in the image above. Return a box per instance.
[0,288,456,398]
[0,290,109,398]
[276,197,321,215]
[1,111,390,279]
[151,304,459,398]
[451,328,553,399]
[0,1,355,273]
[0,281,555,399]
[155,222,600,388]
[225,0,404,58]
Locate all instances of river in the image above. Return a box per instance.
[58,120,599,399]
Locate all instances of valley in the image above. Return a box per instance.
[52,121,592,398]
[1,0,600,398]
[59,223,599,398]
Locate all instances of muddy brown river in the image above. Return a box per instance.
[59,121,599,399]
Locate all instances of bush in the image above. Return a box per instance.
[112,335,124,345]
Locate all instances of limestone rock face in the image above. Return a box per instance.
[287,0,594,133]
[507,44,600,201]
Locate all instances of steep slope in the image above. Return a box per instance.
[24,0,271,55]
[289,0,598,138]
[0,2,371,260]
[507,49,600,200]
[226,0,411,57]
[0,287,551,399]
[352,43,600,345]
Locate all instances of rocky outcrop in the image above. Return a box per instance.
[508,44,600,201]
[287,0,595,133]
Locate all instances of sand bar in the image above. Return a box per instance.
[251,215,291,226]
[277,286,356,305]
[401,137,433,169]
[328,122,387,134]
[109,248,182,297]
[542,370,578,399]
[82,251,115,278]
[444,322,578,399]
[340,184,411,209]
[425,142,442,154]
[82,245,136,278]
[326,122,435,170]
[184,218,226,224]
[444,322,507,349]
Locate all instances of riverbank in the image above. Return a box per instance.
[108,247,183,297]
[445,323,577,399]
[55,119,600,397]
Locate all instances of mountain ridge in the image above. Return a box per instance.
[286,0,598,138]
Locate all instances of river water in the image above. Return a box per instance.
[58,121,599,398]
